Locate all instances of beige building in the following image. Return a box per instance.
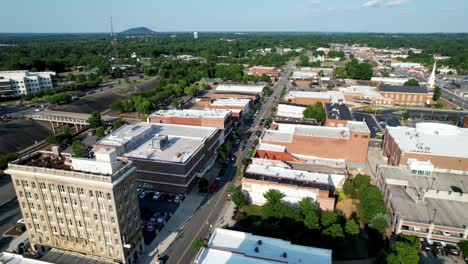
[6,148,144,264]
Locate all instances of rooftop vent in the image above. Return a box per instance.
[282,252,288,258]
[254,247,259,253]
[151,134,169,150]
[257,240,262,245]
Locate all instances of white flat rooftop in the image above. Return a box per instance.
[210,98,251,107]
[257,143,286,152]
[215,84,265,94]
[387,123,468,158]
[196,228,332,264]
[149,109,231,119]
[291,70,318,79]
[96,123,217,163]
[285,91,330,99]
[276,104,305,118]
[262,122,369,142]
[246,163,343,186]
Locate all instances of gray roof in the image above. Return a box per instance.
[379,85,428,94]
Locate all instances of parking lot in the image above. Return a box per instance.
[137,190,184,245]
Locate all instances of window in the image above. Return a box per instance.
[96,191,104,199]
[58,185,65,192]
[68,219,73,225]
[49,184,56,191]
[39,182,46,189]
[88,233,94,240]
[16,180,21,187]
[111,217,115,224]
[65,208,72,215]
[94,214,98,220]
[26,192,32,199]
[78,188,84,195]
[34,193,39,200]
[107,193,112,200]
[31,182,36,189]
[42,194,49,201]
[102,214,108,222]
[18,191,23,198]
[55,207,61,214]
[74,209,81,217]
[72,198,78,206]
[109,205,113,212]
[29,203,35,210]
[52,195,58,202]
[104,226,110,232]
[21,180,29,188]
[89,190,94,197]
[98,202,105,211]
[81,200,87,208]
[62,197,68,204]
[47,205,52,212]
[68,186,75,194]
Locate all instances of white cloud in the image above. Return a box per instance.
[362,0,411,8]
[307,0,321,4]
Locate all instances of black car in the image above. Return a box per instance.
[445,244,460,256]
[421,239,431,251]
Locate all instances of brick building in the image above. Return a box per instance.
[95,123,223,194]
[241,159,345,211]
[148,109,233,137]
[260,121,370,165]
[6,149,144,263]
[378,85,432,106]
[284,91,332,106]
[383,123,468,171]
[199,98,252,123]
[247,66,280,81]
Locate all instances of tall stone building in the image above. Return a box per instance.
[6,148,144,264]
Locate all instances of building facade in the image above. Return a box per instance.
[6,149,144,264]
[378,85,432,106]
[383,123,468,171]
[0,70,56,97]
[95,123,223,194]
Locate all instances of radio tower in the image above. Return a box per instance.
[110,16,119,64]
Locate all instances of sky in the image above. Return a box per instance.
[1,0,467,33]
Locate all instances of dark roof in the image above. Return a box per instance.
[379,85,428,94]
[325,103,353,121]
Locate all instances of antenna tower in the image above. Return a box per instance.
[110,16,119,64]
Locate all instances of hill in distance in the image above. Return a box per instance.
[120,27,156,35]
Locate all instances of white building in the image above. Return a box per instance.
[276,104,306,119]
[195,228,332,264]
[0,70,56,97]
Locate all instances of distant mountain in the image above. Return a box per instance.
[120,27,156,35]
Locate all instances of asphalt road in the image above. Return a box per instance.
[157,61,296,264]
[436,80,467,110]
[0,199,22,252]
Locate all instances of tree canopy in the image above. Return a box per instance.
[303,102,326,123]
[403,79,420,86]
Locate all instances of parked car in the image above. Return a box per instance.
[88,131,95,136]
[167,194,175,203]
[421,239,431,251]
[153,192,162,200]
[146,221,154,232]
[209,181,220,193]
[174,194,184,203]
[445,244,460,256]
[156,212,168,224]
[150,212,161,222]
[139,191,147,199]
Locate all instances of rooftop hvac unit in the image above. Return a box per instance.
[151,134,169,150]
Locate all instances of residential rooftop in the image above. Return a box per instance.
[285,91,331,99]
[378,165,468,229]
[379,85,428,94]
[215,84,265,94]
[195,228,332,264]
[386,123,468,159]
[96,123,217,163]
[149,109,231,119]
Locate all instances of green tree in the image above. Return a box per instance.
[192,238,206,252]
[322,224,344,238]
[62,126,72,139]
[459,240,468,257]
[344,59,373,80]
[88,111,102,128]
[261,189,295,220]
[298,198,320,230]
[435,102,444,109]
[0,153,18,170]
[345,219,360,237]
[369,213,389,234]
[358,186,387,224]
[402,111,411,120]
[112,120,127,130]
[71,141,87,158]
[45,135,58,145]
[432,85,441,101]
[403,79,420,86]
[232,190,248,208]
[133,96,153,115]
[386,241,419,264]
[96,127,105,138]
[321,211,338,227]
[184,85,199,97]
[303,102,326,123]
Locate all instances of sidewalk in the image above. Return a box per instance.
[140,186,207,263]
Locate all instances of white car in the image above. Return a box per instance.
[152,192,162,200]
[139,191,147,199]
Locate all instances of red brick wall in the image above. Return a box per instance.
[295,80,312,88]
[148,116,230,129]
[286,97,330,106]
[325,119,348,127]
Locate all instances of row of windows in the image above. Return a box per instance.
[16,180,113,200]
[29,225,121,245]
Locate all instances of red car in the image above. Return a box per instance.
[209,181,219,193]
